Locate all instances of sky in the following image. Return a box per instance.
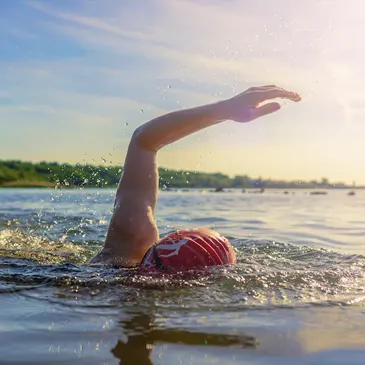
[1,0,365,184]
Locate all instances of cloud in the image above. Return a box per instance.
[27,0,318,87]
[28,1,157,43]
[2,0,365,182]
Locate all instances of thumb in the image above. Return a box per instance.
[251,102,281,120]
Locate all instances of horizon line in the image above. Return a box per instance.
[0,158,357,186]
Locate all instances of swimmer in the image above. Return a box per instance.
[90,85,301,271]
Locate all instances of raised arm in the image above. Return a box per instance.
[90,86,301,267]
[133,86,300,151]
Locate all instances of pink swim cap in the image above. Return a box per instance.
[140,228,236,271]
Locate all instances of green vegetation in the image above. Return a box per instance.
[0,160,121,188]
[0,160,356,189]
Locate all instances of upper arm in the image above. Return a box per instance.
[104,136,160,255]
[115,135,159,210]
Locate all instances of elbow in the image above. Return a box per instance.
[131,125,159,152]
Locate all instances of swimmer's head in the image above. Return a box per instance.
[140,228,236,272]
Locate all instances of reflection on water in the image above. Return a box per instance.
[3,289,365,365]
[112,311,257,365]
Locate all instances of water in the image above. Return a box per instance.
[1,188,365,364]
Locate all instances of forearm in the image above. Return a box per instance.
[133,101,228,151]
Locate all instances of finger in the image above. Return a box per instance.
[255,89,301,102]
[248,85,276,91]
[250,102,281,119]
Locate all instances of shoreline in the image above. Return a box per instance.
[1,160,361,190]
[0,181,362,190]
[0,181,56,188]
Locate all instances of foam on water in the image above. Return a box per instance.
[1,228,365,310]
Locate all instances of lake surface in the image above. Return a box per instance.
[1,188,365,364]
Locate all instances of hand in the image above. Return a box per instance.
[222,85,301,123]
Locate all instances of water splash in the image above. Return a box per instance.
[1,229,365,310]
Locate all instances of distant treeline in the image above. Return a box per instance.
[0,160,356,189]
